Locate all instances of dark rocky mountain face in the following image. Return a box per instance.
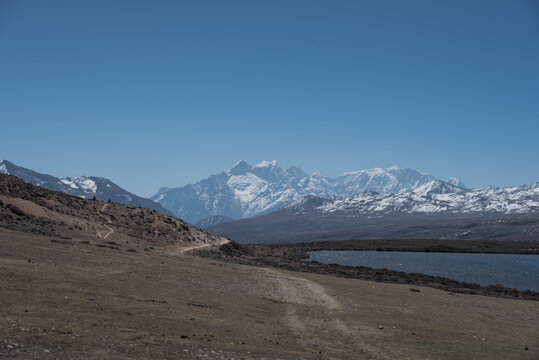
[209,211,539,244]
[0,160,173,216]
[195,215,235,229]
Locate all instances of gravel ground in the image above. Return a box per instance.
[1,229,538,359]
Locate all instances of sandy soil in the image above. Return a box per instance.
[1,228,538,360]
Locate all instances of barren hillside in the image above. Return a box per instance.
[0,174,227,252]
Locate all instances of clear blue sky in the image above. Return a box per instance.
[1,0,538,196]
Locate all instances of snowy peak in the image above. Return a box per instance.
[447,177,467,188]
[251,160,288,182]
[152,161,465,223]
[1,159,74,191]
[228,161,252,175]
[286,164,307,178]
[519,182,539,192]
[60,176,98,194]
[334,166,436,196]
[412,180,465,196]
[0,160,13,174]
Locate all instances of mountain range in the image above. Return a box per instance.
[2,159,538,244]
[0,160,173,216]
[151,160,465,223]
[285,180,539,216]
[207,180,539,244]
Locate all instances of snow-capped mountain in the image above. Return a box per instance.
[152,160,330,223]
[332,165,440,196]
[285,180,539,216]
[152,160,461,223]
[0,160,173,216]
[446,177,467,188]
[208,180,539,244]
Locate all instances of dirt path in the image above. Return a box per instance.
[255,267,391,359]
[97,203,115,240]
[260,268,340,309]
[176,238,230,254]
[95,224,115,240]
[102,225,115,239]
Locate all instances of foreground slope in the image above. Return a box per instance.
[0,173,223,250]
[0,173,537,359]
[1,230,538,359]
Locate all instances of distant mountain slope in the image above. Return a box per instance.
[209,180,539,244]
[152,160,459,223]
[0,160,173,216]
[195,215,235,229]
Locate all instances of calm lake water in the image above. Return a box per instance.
[306,250,539,292]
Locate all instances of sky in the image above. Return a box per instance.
[1,0,538,197]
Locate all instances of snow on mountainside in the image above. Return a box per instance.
[285,180,539,216]
[333,166,438,196]
[0,160,173,216]
[152,161,455,223]
[446,177,466,188]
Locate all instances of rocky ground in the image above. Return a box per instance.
[0,173,224,251]
[195,240,539,301]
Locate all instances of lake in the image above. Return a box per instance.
[306,250,539,292]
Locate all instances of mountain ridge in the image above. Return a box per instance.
[0,160,173,216]
[152,160,463,223]
[206,179,539,243]
[285,179,538,216]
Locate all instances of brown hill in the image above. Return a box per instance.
[0,173,227,252]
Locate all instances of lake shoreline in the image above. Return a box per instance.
[307,250,538,292]
[262,238,539,256]
[195,239,539,301]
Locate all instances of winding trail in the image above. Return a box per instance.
[260,268,340,309]
[98,203,115,240]
[176,238,230,254]
[102,225,115,240]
